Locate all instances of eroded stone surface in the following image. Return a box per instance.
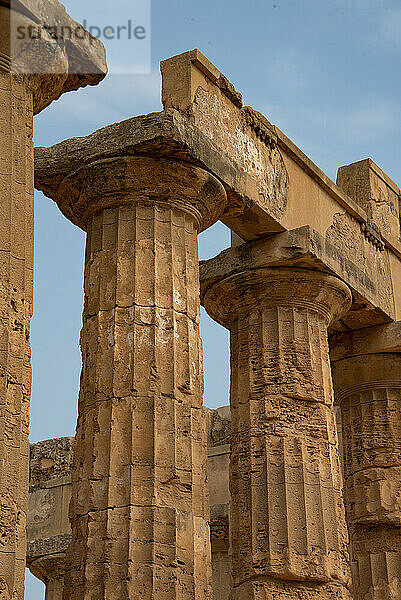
[0,69,34,600]
[201,265,352,599]
[31,153,227,599]
[0,4,105,596]
[337,158,400,245]
[333,353,401,600]
[0,0,107,114]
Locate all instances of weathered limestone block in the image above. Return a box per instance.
[34,147,227,599]
[0,5,106,598]
[201,260,353,600]
[332,351,401,600]
[160,49,289,237]
[337,159,400,246]
[27,438,73,600]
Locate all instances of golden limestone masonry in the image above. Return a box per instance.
[0,2,106,598]
[35,155,226,599]
[201,267,352,600]
[1,44,401,600]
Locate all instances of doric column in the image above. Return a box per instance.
[201,266,352,599]
[332,350,401,599]
[0,5,106,597]
[0,65,35,600]
[35,153,226,599]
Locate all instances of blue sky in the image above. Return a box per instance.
[27,0,401,594]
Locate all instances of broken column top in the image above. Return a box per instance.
[1,0,107,113]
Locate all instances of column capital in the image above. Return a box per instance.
[333,352,401,403]
[36,154,227,232]
[28,553,68,584]
[330,321,401,361]
[201,266,352,329]
[0,0,107,114]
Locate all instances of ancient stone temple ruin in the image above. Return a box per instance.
[1,4,401,597]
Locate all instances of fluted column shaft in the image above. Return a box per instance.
[0,5,105,595]
[0,69,34,599]
[202,268,352,600]
[332,353,401,600]
[59,157,227,599]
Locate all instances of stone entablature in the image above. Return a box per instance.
[36,50,401,329]
[27,438,73,599]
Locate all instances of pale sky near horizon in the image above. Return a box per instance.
[26,0,401,595]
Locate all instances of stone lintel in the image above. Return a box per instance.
[160,51,401,253]
[200,226,396,329]
[33,108,400,250]
[275,126,367,223]
[34,51,401,324]
[330,321,401,361]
